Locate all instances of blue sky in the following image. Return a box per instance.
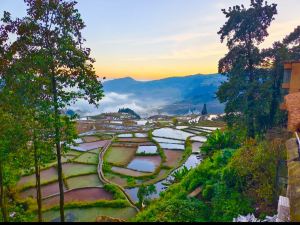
[1,0,300,80]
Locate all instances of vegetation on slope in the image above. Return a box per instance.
[133,129,286,222]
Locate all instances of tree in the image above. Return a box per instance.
[14,0,105,221]
[201,129,240,161]
[217,0,277,137]
[172,118,178,126]
[201,104,208,115]
[137,184,157,208]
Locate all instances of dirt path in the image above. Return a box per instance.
[97,140,140,212]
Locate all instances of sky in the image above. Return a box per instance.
[1,0,300,80]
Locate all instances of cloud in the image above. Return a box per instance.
[69,92,166,117]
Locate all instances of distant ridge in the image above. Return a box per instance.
[103,73,225,115]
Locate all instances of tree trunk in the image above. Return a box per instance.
[0,162,7,222]
[51,72,64,222]
[33,136,42,222]
[269,63,284,128]
[246,39,255,138]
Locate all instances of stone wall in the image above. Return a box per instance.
[286,138,300,221]
[285,92,300,132]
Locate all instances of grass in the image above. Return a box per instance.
[62,163,97,178]
[104,146,137,167]
[66,174,103,189]
[195,120,226,128]
[42,206,137,222]
[73,152,98,165]
[88,148,100,154]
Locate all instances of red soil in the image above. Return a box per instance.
[82,136,101,143]
[18,167,58,188]
[117,138,149,143]
[163,149,183,167]
[19,182,66,199]
[42,187,113,208]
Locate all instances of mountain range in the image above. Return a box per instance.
[103,74,226,115]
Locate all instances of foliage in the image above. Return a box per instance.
[103,184,127,200]
[201,129,241,159]
[137,184,157,207]
[201,104,208,115]
[172,118,178,126]
[167,166,190,186]
[224,138,286,215]
[217,0,278,137]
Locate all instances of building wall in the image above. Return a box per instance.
[289,62,300,93]
[282,61,300,93]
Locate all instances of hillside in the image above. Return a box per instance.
[103,74,225,115]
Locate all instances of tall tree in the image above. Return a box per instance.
[217,0,277,137]
[16,0,105,221]
[201,104,208,115]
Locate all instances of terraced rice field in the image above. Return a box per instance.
[136,146,157,154]
[66,174,103,189]
[88,148,100,154]
[117,134,133,138]
[105,146,137,166]
[152,137,184,144]
[19,181,66,199]
[190,136,207,142]
[18,167,58,189]
[43,207,137,222]
[111,166,152,177]
[73,152,98,164]
[152,128,194,140]
[192,142,203,153]
[65,150,83,156]
[159,143,185,150]
[43,187,113,208]
[82,136,101,143]
[117,138,149,143]
[104,173,128,186]
[70,140,109,152]
[62,163,97,178]
[134,133,147,137]
[163,150,183,167]
[127,156,161,173]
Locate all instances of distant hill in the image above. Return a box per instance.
[103,74,225,115]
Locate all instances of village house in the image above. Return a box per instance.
[280,60,300,222]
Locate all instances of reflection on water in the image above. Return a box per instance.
[127,159,157,173]
[125,154,203,203]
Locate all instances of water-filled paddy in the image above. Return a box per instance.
[192,142,203,153]
[19,181,66,199]
[152,137,185,144]
[62,163,97,178]
[135,133,148,137]
[136,146,157,154]
[73,152,98,164]
[159,143,185,150]
[105,146,137,166]
[70,140,109,151]
[111,166,152,177]
[125,154,203,203]
[152,128,194,140]
[190,136,207,142]
[127,156,161,173]
[117,133,133,138]
[43,207,137,222]
[18,167,58,189]
[43,187,113,208]
[66,174,103,189]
